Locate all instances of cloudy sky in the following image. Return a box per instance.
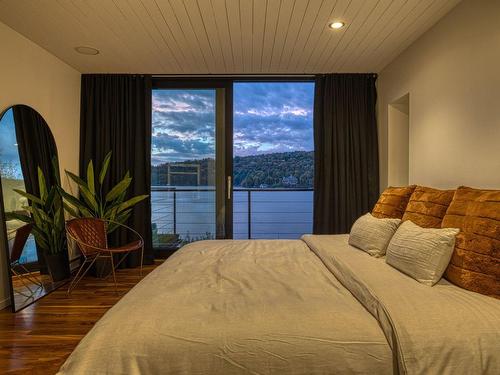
[152,82,314,165]
[0,109,24,179]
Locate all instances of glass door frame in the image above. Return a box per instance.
[152,79,234,239]
[153,75,315,242]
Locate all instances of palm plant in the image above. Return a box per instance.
[58,151,148,232]
[5,159,65,255]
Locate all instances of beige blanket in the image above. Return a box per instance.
[303,234,500,375]
[59,239,392,374]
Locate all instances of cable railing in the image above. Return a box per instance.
[151,186,313,248]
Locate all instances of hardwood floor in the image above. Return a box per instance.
[0,261,162,374]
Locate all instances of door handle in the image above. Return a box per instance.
[227,176,232,200]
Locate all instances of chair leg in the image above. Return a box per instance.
[114,252,127,269]
[67,259,89,295]
[103,252,127,280]
[67,262,85,294]
[109,254,118,294]
[102,248,143,294]
[67,255,99,295]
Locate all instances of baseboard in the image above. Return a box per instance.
[0,296,11,310]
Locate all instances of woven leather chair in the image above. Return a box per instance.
[66,218,144,294]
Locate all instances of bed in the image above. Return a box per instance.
[58,235,500,375]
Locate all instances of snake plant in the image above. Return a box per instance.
[58,151,148,231]
[5,158,66,255]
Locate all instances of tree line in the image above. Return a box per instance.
[152,150,314,188]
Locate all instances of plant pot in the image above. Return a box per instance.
[45,251,70,282]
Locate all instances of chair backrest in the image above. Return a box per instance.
[66,218,108,256]
[9,223,33,263]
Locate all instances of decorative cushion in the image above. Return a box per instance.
[386,221,459,286]
[402,186,455,228]
[441,186,485,229]
[348,213,401,257]
[442,187,500,298]
[372,185,416,219]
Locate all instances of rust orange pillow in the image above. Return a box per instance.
[372,185,416,219]
[442,187,500,298]
[402,186,455,228]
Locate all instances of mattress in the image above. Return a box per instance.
[58,236,500,374]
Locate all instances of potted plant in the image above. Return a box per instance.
[58,151,148,227]
[5,159,70,282]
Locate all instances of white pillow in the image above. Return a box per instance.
[348,213,401,257]
[386,221,459,286]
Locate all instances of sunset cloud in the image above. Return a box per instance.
[152,82,314,164]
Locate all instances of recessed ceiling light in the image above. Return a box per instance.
[329,21,345,30]
[74,46,100,55]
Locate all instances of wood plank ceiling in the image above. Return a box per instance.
[0,0,461,74]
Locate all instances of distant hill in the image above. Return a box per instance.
[152,150,313,188]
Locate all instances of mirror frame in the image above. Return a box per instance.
[0,105,68,312]
[0,160,16,312]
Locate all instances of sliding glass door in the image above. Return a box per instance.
[151,78,314,251]
[151,81,232,251]
[232,81,315,239]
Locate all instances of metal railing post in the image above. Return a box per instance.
[247,190,251,239]
[173,189,177,234]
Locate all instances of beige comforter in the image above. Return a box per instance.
[303,235,500,375]
[59,236,500,375]
[59,239,392,374]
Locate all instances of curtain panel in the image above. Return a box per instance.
[313,74,379,234]
[80,74,153,266]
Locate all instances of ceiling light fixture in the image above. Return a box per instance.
[329,21,345,30]
[74,46,100,55]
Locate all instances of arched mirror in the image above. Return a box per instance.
[0,105,69,312]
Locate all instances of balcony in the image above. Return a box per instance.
[151,186,313,249]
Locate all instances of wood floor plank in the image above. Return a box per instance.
[0,261,162,374]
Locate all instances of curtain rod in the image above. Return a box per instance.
[151,73,377,78]
[152,74,316,78]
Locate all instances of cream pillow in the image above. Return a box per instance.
[348,213,401,257]
[386,221,459,286]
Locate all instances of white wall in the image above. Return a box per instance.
[387,95,409,186]
[0,22,81,308]
[378,0,500,190]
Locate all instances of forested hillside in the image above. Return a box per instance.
[233,151,313,188]
[152,151,313,188]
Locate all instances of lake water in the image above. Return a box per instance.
[151,189,313,241]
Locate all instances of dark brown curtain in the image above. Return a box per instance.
[80,74,154,266]
[313,74,379,234]
[13,105,60,273]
